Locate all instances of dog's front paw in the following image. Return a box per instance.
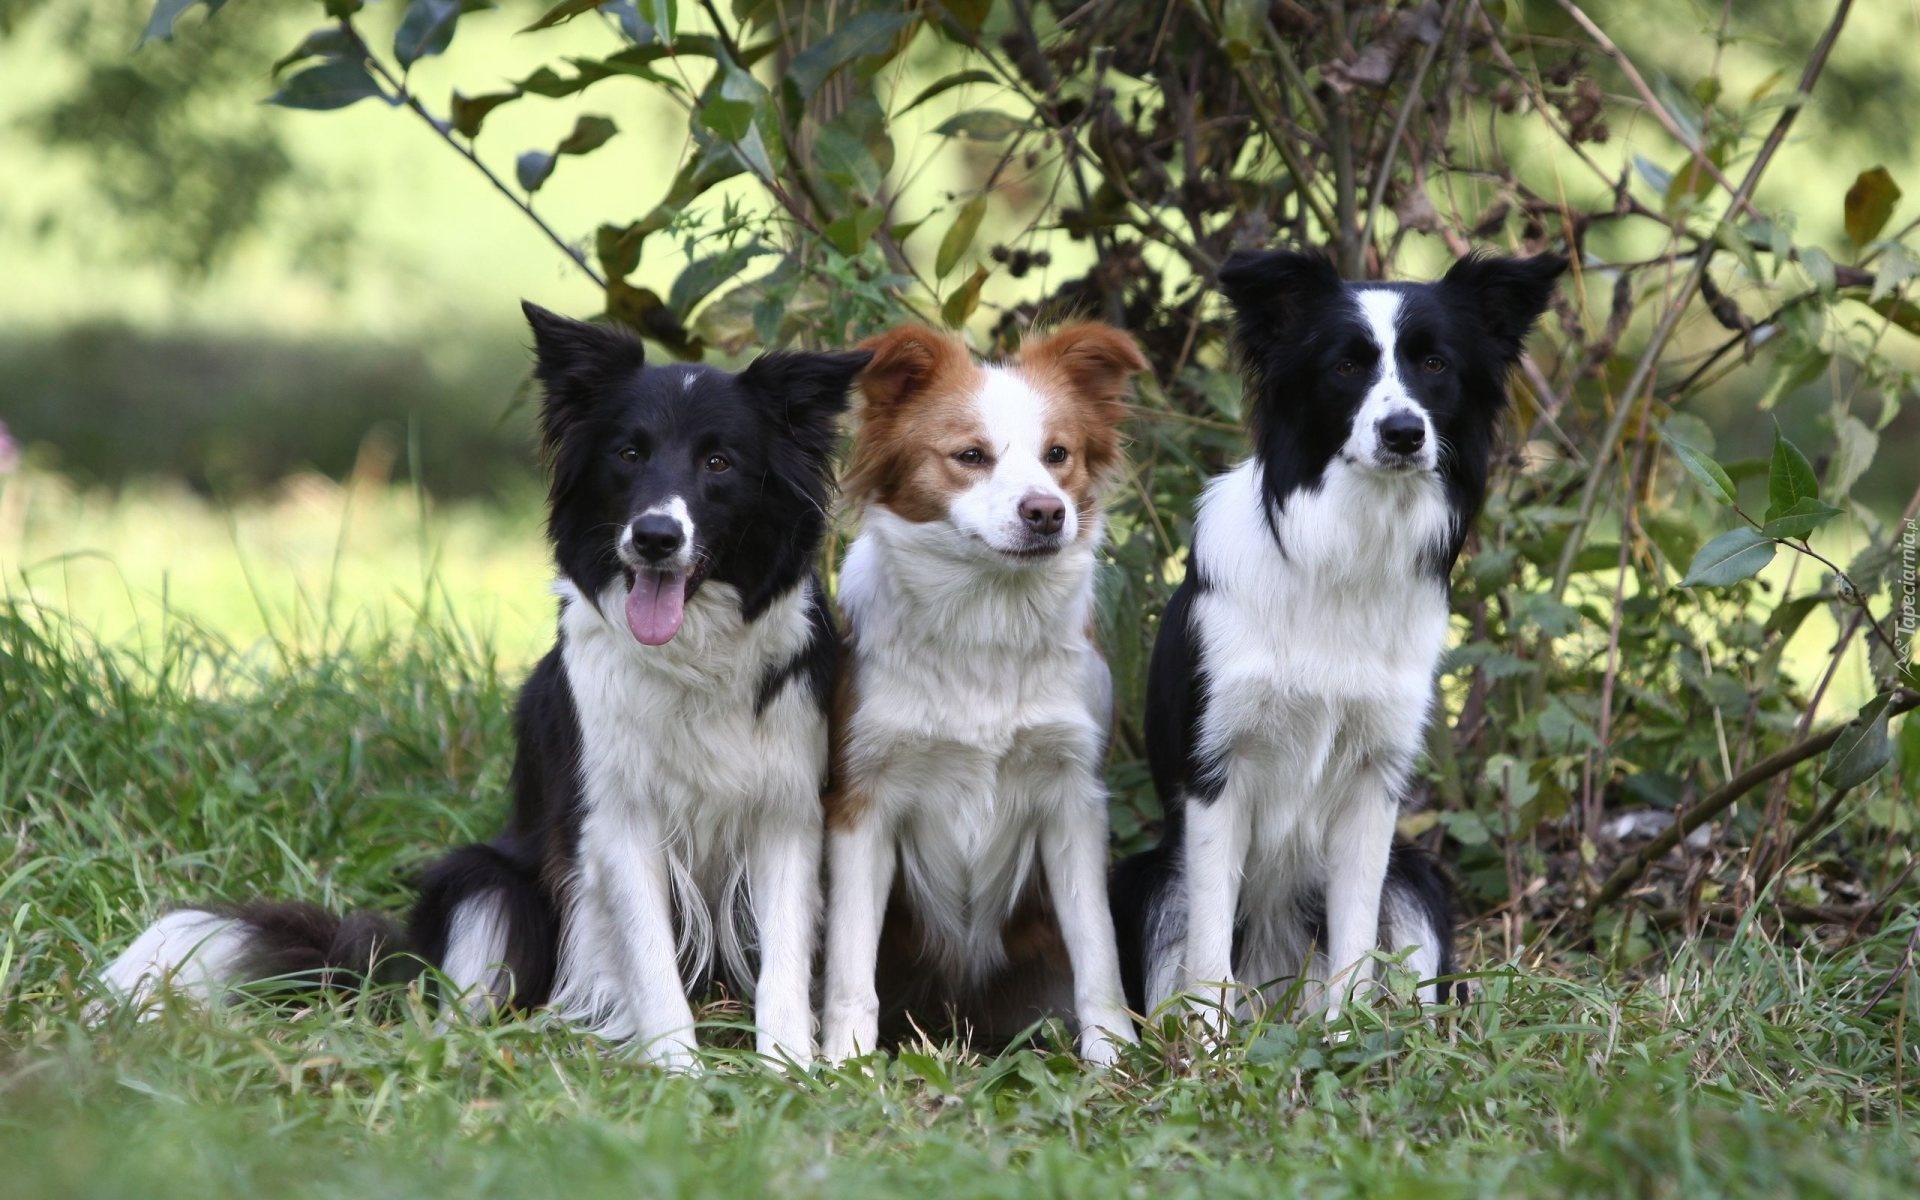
[820,1004,879,1065]
[755,1024,817,1070]
[1078,1009,1137,1066]
[640,1028,702,1075]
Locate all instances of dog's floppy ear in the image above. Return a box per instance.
[855,325,969,410]
[740,348,873,465]
[522,301,645,448]
[1439,252,1567,363]
[1019,322,1149,404]
[1216,248,1344,339]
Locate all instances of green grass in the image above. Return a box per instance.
[3,492,1919,1197]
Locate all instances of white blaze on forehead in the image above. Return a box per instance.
[974,365,1049,457]
[1354,288,1405,391]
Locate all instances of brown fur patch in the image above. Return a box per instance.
[844,326,986,524]
[847,322,1147,529]
[822,625,869,832]
[1013,322,1148,539]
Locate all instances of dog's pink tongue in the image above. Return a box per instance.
[625,571,687,645]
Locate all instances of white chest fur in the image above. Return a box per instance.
[1190,460,1451,876]
[838,512,1111,977]
[560,577,827,839]
[552,577,826,1039]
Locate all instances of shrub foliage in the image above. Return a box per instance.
[134,0,1918,935]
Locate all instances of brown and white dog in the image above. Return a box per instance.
[819,323,1146,1063]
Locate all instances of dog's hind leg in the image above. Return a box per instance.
[1382,842,1456,1004]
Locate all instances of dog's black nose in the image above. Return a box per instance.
[1018,492,1067,536]
[1378,411,1427,456]
[630,515,685,563]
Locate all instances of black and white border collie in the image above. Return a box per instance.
[819,323,1146,1063]
[1111,249,1565,1025]
[100,304,870,1069]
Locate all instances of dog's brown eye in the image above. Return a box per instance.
[704,454,731,473]
[1045,445,1070,465]
[955,448,987,466]
[618,446,640,463]
[1335,359,1360,377]
[1423,355,1448,374]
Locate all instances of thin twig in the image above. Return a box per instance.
[1356,0,1461,257]
[1549,0,1857,600]
[341,21,605,290]
[1554,0,1762,223]
[1591,688,1917,909]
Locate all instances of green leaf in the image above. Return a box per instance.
[1681,528,1776,588]
[516,150,557,193]
[1665,432,1735,506]
[1757,344,1829,411]
[1844,166,1902,248]
[1438,809,1492,846]
[395,0,462,68]
[898,69,998,115]
[450,89,520,138]
[1758,497,1842,540]
[668,243,772,316]
[1830,414,1878,500]
[1869,295,1920,337]
[941,265,988,328]
[1821,692,1895,791]
[266,60,389,111]
[701,59,768,144]
[271,27,351,76]
[934,110,1030,142]
[1899,708,1920,785]
[1763,593,1825,640]
[606,279,699,358]
[1765,426,1819,522]
[324,0,363,16]
[897,1051,952,1093]
[555,114,618,155]
[935,194,986,279]
[812,99,893,198]
[517,115,618,193]
[140,0,228,47]
[524,0,612,32]
[786,12,915,103]
[1645,512,1701,574]
[637,0,677,41]
[824,205,885,256]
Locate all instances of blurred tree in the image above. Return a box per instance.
[6,0,353,279]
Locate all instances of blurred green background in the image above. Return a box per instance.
[0,0,1914,665]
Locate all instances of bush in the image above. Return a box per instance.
[124,0,1920,930]
[0,323,537,499]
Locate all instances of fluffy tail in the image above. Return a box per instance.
[1108,843,1176,1018]
[98,839,559,1019]
[97,903,409,1015]
[1382,840,1459,1003]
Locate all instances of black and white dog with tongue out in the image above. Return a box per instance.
[1110,249,1565,1028]
[99,303,871,1069]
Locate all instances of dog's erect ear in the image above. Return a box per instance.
[740,348,873,462]
[1216,249,1344,337]
[1439,253,1567,363]
[1019,322,1149,404]
[854,325,970,410]
[522,301,645,448]
[522,301,645,382]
